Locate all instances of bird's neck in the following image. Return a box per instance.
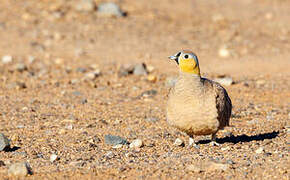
[178,71,203,88]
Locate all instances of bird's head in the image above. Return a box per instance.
[169,50,200,76]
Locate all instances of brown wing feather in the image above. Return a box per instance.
[202,78,232,128]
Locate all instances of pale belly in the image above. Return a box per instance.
[166,94,219,136]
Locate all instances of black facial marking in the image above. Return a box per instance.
[175,52,181,64]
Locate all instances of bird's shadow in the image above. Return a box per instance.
[3,146,21,152]
[197,131,279,145]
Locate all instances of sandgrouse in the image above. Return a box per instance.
[166,50,232,146]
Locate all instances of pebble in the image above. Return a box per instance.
[1,55,13,64]
[255,147,264,154]
[146,65,155,73]
[218,47,230,58]
[50,154,58,162]
[133,63,148,75]
[74,0,96,12]
[117,64,135,77]
[97,2,124,17]
[145,117,159,123]
[214,77,234,86]
[14,63,27,72]
[165,76,178,87]
[104,134,128,145]
[83,70,101,80]
[8,162,32,176]
[147,75,157,82]
[129,139,143,148]
[0,133,10,151]
[173,138,184,146]
[221,146,230,151]
[140,89,157,98]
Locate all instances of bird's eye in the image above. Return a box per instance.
[184,54,189,59]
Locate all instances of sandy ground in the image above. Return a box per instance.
[0,0,289,179]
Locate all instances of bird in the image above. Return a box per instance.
[166,50,232,146]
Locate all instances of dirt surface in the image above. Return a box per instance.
[0,0,289,179]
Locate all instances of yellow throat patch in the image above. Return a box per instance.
[179,58,200,75]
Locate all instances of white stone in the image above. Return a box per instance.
[173,138,184,146]
[129,139,143,148]
[218,47,230,58]
[50,154,58,162]
[2,55,13,64]
[255,147,264,154]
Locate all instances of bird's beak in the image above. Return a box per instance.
[168,55,178,61]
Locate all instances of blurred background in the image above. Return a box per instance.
[0,0,289,76]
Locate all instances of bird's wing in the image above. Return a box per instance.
[202,78,232,128]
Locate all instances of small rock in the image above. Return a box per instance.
[146,65,155,73]
[173,138,184,146]
[218,47,230,58]
[74,0,96,12]
[129,139,143,148]
[104,135,128,145]
[133,63,148,75]
[8,162,32,176]
[221,146,230,151]
[50,154,58,162]
[165,76,178,87]
[1,55,13,64]
[117,64,135,77]
[147,75,157,82]
[255,147,264,154]
[0,133,10,151]
[145,117,159,123]
[97,2,125,17]
[84,70,101,80]
[140,89,157,98]
[214,77,233,86]
[14,63,27,72]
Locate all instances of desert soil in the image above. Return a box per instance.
[0,0,289,179]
